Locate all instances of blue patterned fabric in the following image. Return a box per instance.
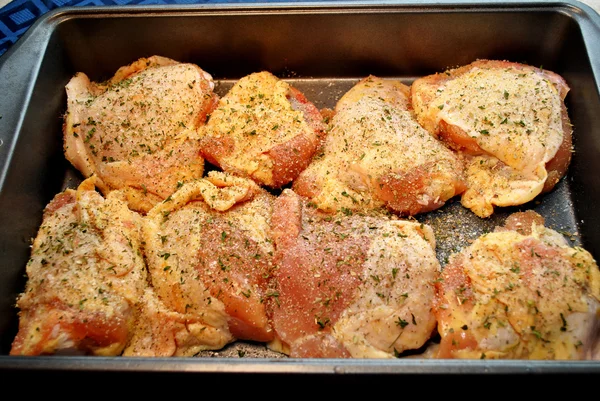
[0,0,313,57]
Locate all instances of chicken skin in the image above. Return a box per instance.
[434,211,600,359]
[199,71,326,188]
[123,287,238,357]
[411,60,573,218]
[139,172,276,356]
[10,178,148,356]
[63,56,219,213]
[268,189,441,358]
[293,75,466,216]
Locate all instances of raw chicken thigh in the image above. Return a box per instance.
[63,56,219,213]
[293,75,466,216]
[434,211,600,359]
[10,178,148,356]
[411,60,572,218]
[268,189,441,358]
[199,71,326,188]
[137,172,276,356]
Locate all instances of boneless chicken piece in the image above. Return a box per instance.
[434,210,600,360]
[411,60,573,218]
[140,172,276,356]
[293,75,466,216]
[268,189,441,358]
[199,71,326,188]
[63,56,219,213]
[10,177,148,356]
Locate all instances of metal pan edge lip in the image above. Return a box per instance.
[1,355,599,374]
[25,0,600,16]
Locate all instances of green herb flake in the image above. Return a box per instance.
[396,317,409,329]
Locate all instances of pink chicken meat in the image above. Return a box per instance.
[63,56,219,213]
[434,211,600,359]
[128,172,276,356]
[268,189,441,358]
[293,75,466,216]
[199,71,326,189]
[10,178,148,356]
[411,60,573,217]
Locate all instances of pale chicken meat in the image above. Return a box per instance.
[10,178,148,356]
[293,75,466,216]
[123,287,236,357]
[139,172,276,356]
[411,60,573,218]
[199,71,326,188]
[268,189,441,358]
[63,56,219,213]
[434,211,600,359]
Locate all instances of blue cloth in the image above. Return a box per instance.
[0,0,313,56]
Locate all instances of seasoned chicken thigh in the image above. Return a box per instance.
[411,60,572,218]
[140,172,276,356]
[10,178,148,356]
[268,189,441,358]
[63,56,219,213]
[293,75,466,216]
[434,211,600,360]
[124,287,236,357]
[199,71,326,188]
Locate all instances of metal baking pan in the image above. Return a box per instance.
[1,0,599,381]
